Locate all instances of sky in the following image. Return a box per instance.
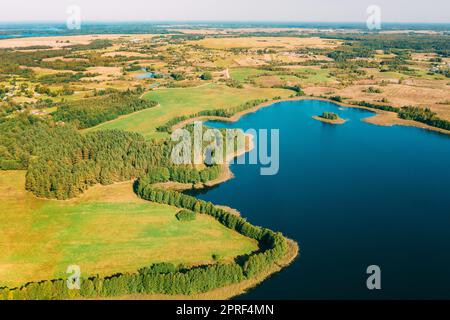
[0,0,448,23]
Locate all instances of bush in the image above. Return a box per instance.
[329,96,343,102]
[176,210,197,222]
[170,73,185,81]
[200,72,213,80]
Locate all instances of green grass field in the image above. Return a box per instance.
[292,67,334,84]
[0,171,258,288]
[230,67,334,86]
[88,84,292,139]
[230,68,271,82]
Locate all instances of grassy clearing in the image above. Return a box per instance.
[230,67,334,86]
[0,171,258,288]
[230,67,270,82]
[291,67,334,84]
[88,83,292,139]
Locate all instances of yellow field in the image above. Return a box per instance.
[190,37,340,50]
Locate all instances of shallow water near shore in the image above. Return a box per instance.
[187,99,450,299]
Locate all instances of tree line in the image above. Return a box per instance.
[156,99,270,133]
[146,165,220,185]
[399,106,450,131]
[353,101,450,131]
[353,101,401,113]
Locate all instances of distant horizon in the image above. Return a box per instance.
[1,0,449,24]
[1,20,449,26]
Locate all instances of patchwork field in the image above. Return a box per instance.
[230,68,269,82]
[191,37,340,50]
[0,34,155,49]
[0,171,258,288]
[89,84,292,139]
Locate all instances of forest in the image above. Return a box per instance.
[53,89,158,129]
[0,111,222,199]
[24,129,170,199]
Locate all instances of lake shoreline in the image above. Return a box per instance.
[153,133,255,192]
[171,96,450,136]
[102,239,299,300]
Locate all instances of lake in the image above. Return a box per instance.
[189,99,450,299]
[135,68,162,79]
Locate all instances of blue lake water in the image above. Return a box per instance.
[135,69,160,79]
[189,99,450,299]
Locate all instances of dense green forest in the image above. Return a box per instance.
[0,112,222,198]
[25,129,170,199]
[53,89,158,129]
[0,115,80,170]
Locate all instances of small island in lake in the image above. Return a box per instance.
[313,112,347,125]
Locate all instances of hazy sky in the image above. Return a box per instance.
[1,0,449,23]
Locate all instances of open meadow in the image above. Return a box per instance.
[89,84,292,139]
[0,171,258,288]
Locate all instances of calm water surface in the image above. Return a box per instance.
[189,100,450,299]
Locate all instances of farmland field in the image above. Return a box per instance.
[230,68,270,82]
